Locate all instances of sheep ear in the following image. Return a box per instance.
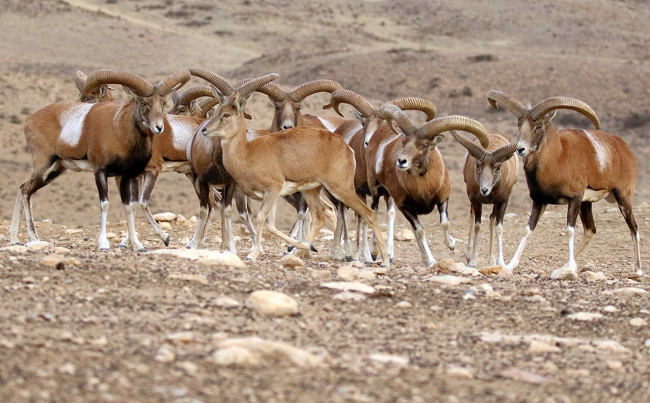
[122,85,135,96]
[189,99,197,114]
[432,134,445,146]
[544,110,557,124]
[99,85,108,99]
[350,111,363,120]
[236,93,247,111]
[244,111,253,120]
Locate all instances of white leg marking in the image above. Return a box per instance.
[506,225,532,273]
[496,223,505,267]
[9,190,24,244]
[98,200,110,250]
[468,221,480,267]
[441,210,455,250]
[387,199,396,262]
[124,202,145,251]
[551,226,578,279]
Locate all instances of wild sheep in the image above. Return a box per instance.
[200,73,391,266]
[487,90,641,279]
[74,70,113,103]
[9,68,190,251]
[366,104,489,268]
[450,130,518,267]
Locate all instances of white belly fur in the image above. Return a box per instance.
[279,181,321,197]
[162,161,191,173]
[60,159,93,172]
[582,188,611,203]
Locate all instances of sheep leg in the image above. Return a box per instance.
[438,199,455,250]
[551,197,581,280]
[94,169,112,250]
[330,199,347,261]
[220,183,238,254]
[506,201,546,273]
[9,189,25,244]
[297,188,327,258]
[118,176,146,252]
[402,208,435,269]
[467,201,482,267]
[466,206,474,257]
[19,160,65,244]
[575,202,596,259]
[614,190,643,278]
[321,195,338,231]
[341,205,353,261]
[234,187,257,242]
[492,201,508,267]
[369,194,381,261]
[138,170,170,247]
[186,179,213,250]
[386,196,396,264]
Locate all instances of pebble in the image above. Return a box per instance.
[422,275,473,286]
[395,301,412,309]
[629,318,647,327]
[175,361,198,375]
[213,297,240,309]
[105,232,117,239]
[26,241,53,251]
[526,295,548,304]
[159,222,172,230]
[280,255,305,269]
[337,266,375,282]
[167,274,209,285]
[606,360,623,370]
[213,337,323,368]
[595,340,631,354]
[602,305,619,313]
[567,312,603,321]
[500,368,548,384]
[53,247,70,254]
[310,269,332,279]
[565,369,590,378]
[1,245,28,254]
[150,249,245,268]
[446,365,474,379]
[395,229,415,241]
[39,254,65,268]
[321,282,376,294]
[528,340,561,353]
[64,229,83,235]
[155,346,176,363]
[608,287,647,295]
[479,265,505,275]
[332,291,366,301]
[583,271,607,281]
[176,215,187,224]
[152,212,176,222]
[91,336,108,347]
[368,353,409,366]
[246,290,299,317]
[58,363,76,375]
[22,277,36,284]
[165,332,194,345]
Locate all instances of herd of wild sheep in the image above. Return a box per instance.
[7,68,643,280]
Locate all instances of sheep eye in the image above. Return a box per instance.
[222,113,230,119]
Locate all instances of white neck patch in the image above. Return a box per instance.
[317,116,337,132]
[583,130,609,171]
[375,135,400,174]
[59,103,93,147]
[167,115,197,151]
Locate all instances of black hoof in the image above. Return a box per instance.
[390,258,394,264]
[287,245,295,252]
[137,248,148,253]
[310,243,318,253]
[117,244,128,249]
[164,235,170,247]
[345,256,353,262]
[371,254,378,261]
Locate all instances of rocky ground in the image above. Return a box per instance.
[1,0,650,402]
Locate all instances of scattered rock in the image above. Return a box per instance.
[153,212,176,222]
[213,337,323,368]
[213,297,240,309]
[332,291,366,301]
[280,254,304,269]
[433,259,455,272]
[321,282,375,294]
[22,276,36,284]
[583,271,606,281]
[39,254,65,268]
[53,247,70,254]
[607,287,647,295]
[310,269,332,279]
[337,266,375,282]
[395,301,412,309]
[446,365,474,379]
[91,336,108,347]
[26,241,52,251]
[165,332,194,345]
[500,368,548,384]
[155,346,176,363]
[246,291,299,317]
[528,340,561,353]
[565,369,590,378]
[167,273,209,285]
[159,222,172,230]
[602,305,619,313]
[629,318,647,327]
[479,265,504,275]
[595,340,630,354]
[368,353,409,366]
[423,275,473,286]
[395,229,415,241]
[606,360,623,370]
[176,361,198,375]
[58,363,76,375]
[567,312,603,321]
[150,249,245,268]
[64,229,83,235]
[1,245,28,253]
[106,232,117,239]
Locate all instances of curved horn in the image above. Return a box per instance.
[156,68,191,96]
[417,116,489,148]
[290,79,343,102]
[234,78,286,102]
[530,96,600,130]
[236,73,280,99]
[197,97,221,117]
[449,130,486,161]
[83,69,154,98]
[75,71,87,92]
[381,104,417,136]
[486,90,527,119]
[187,67,234,96]
[324,89,374,118]
[490,142,519,163]
[383,97,437,121]
[175,85,214,106]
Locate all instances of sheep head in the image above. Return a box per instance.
[487,90,600,157]
[75,71,113,103]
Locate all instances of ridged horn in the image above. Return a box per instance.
[197,97,221,117]
[290,79,343,102]
[490,142,519,163]
[381,104,417,136]
[486,90,527,119]
[75,71,87,92]
[156,68,191,96]
[449,130,486,161]
[187,67,234,96]
[174,85,214,106]
[382,97,437,121]
[236,73,280,99]
[83,69,154,98]
[530,96,600,130]
[235,78,286,102]
[324,89,374,118]
[417,116,489,148]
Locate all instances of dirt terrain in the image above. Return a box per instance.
[1,0,650,402]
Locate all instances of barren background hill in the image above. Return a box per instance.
[2,2,650,402]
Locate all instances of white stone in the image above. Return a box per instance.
[368,353,409,366]
[423,275,473,286]
[595,340,631,354]
[280,254,305,269]
[608,287,647,295]
[153,212,177,222]
[246,291,299,317]
[26,241,53,251]
[149,249,245,268]
[105,232,117,239]
[446,365,474,379]
[629,318,647,327]
[64,229,83,235]
[165,332,194,345]
[320,282,375,294]
[159,222,172,230]
[567,312,603,321]
[1,245,28,253]
[213,337,323,368]
[58,363,76,375]
[167,273,209,285]
[39,254,65,268]
[155,346,176,362]
[332,292,366,301]
[583,271,606,281]
[395,301,412,309]
[395,229,415,241]
[603,305,619,313]
[528,340,561,353]
[606,360,623,370]
[214,297,240,309]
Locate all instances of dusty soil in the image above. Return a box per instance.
[1,0,650,402]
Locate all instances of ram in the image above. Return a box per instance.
[74,70,113,103]
[324,89,437,263]
[9,69,190,251]
[366,105,489,268]
[450,130,518,268]
[200,73,391,266]
[487,91,641,279]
